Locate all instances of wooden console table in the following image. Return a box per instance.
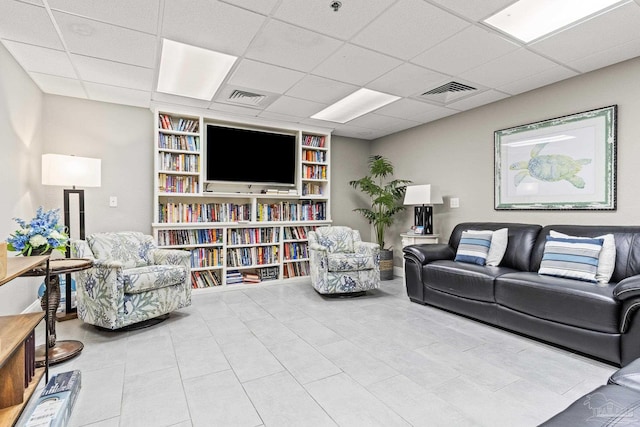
[0,255,50,426]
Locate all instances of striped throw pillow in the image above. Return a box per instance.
[454,230,493,265]
[539,236,604,282]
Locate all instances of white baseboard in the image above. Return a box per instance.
[22,299,42,314]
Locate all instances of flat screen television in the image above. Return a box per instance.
[205,124,297,186]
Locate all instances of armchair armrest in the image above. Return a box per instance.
[71,239,95,260]
[403,243,454,266]
[354,241,380,256]
[614,276,640,301]
[309,243,329,253]
[151,248,191,269]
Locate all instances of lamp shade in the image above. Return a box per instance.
[42,154,101,187]
[403,184,443,206]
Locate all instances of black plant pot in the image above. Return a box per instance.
[379,249,394,280]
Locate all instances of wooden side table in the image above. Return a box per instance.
[23,258,93,367]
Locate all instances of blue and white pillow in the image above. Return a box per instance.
[539,236,604,282]
[454,230,493,265]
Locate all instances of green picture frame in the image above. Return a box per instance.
[494,105,617,210]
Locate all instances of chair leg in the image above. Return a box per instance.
[94,313,170,332]
[316,290,367,298]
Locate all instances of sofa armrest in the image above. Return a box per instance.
[608,357,640,392]
[402,243,454,266]
[614,276,640,301]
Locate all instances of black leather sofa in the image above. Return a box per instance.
[403,222,640,367]
[541,357,640,425]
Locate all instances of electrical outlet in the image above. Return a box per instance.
[450,197,460,208]
[109,196,118,207]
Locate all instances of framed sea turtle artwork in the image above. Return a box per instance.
[494,105,617,210]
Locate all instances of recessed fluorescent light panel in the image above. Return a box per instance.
[484,0,626,43]
[311,88,400,123]
[157,39,237,100]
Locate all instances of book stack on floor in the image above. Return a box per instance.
[226,270,243,285]
[20,370,81,427]
[242,270,261,284]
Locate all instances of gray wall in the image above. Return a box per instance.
[372,56,640,267]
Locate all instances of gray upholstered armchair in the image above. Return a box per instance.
[71,231,191,330]
[308,226,380,295]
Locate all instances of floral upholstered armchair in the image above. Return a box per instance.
[71,231,191,330]
[308,226,380,295]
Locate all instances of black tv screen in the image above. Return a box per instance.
[205,124,297,186]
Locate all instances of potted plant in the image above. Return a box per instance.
[349,155,411,280]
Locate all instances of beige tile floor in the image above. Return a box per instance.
[25,277,616,426]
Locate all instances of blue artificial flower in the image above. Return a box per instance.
[6,207,69,255]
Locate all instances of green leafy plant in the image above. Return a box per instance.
[349,155,411,250]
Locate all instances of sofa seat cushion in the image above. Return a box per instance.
[123,265,187,294]
[495,272,620,333]
[327,252,376,272]
[424,260,518,303]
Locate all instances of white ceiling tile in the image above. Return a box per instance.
[0,2,63,49]
[460,48,559,88]
[412,25,519,76]
[3,41,76,78]
[152,92,212,109]
[352,0,469,60]
[244,20,342,72]
[84,82,150,108]
[264,96,326,118]
[446,89,509,111]
[312,44,402,86]
[412,105,460,122]
[427,0,515,21]
[367,63,450,97]
[498,66,578,95]
[332,124,386,140]
[567,39,640,73]
[273,0,397,40]
[257,110,304,124]
[208,101,261,118]
[48,0,160,34]
[531,2,640,65]
[219,0,280,15]
[53,12,157,67]
[162,0,265,56]
[227,60,305,94]
[347,112,419,131]
[18,0,44,5]
[285,75,358,104]
[374,98,444,120]
[71,54,153,91]
[29,72,87,98]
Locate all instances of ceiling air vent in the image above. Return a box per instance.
[227,89,267,106]
[415,81,480,105]
[422,81,476,96]
[214,85,279,110]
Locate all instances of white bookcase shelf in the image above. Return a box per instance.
[153,109,331,291]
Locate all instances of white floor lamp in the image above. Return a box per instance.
[42,154,101,318]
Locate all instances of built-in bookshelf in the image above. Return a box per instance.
[152,109,331,290]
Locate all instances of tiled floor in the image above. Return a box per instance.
[28,277,616,426]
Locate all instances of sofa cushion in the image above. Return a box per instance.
[425,260,517,303]
[464,228,508,266]
[454,230,492,265]
[539,236,604,283]
[551,230,616,284]
[123,265,187,294]
[495,272,620,334]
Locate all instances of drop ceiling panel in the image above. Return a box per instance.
[567,39,640,73]
[498,66,578,95]
[367,63,450,98]
[447,89,509,111]
[427,0,517,21]
[29,72,87,98]
[312,44,403,86]
[227,59,305,94]
[531,2,640,67]
[285,75,358,105]
[332,124,383,140]
[373,98,445,121]
[151,92,212,109]
[207,100,260,117]
[264,96,326,118]
[273,0,396,40]
[244,20,342,72]
[460,48,559,88]
[48,0,161,34]
[219,0,280,15]
[84,82,150,108]
[3,41,76,78]
[161,0,265,56]
[0,2,63,50]
[71,54,153,91]
[412,26,519,76]
[347,112,419,132]
[53,12,157,67]
[352,0,470,60]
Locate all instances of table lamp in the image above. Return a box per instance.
[42,153,101,318]
[403,184,443,235]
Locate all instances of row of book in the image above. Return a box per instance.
[302,149,327,163]
[282,225,319,240]
[283,242,308,260]
[158,202,252,223]
[190,247,222,268]
[302,183,325,196]
[256,201,327,222]
[191,270,222,288]
[158,153,199,173]
[157,228,223,246]
[158,133,200,151]
[158,174,199,194]
[159,114,199,133]
[283,261,310,279]
[302,134,326,148]
[227,227,280,245]
[226,270,243,284]
[226,246,279,267]
[302,164,327,180]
